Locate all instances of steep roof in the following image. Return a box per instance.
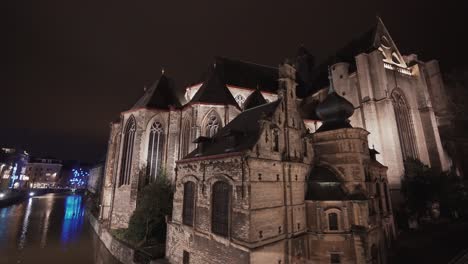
[243,89,267,110]
[184,100,281,159]
[306,167,367,201]
[190,66,240,108]
[213,57,279,92]
[306,17,402,96]
[299,98,321,121]
[133,74,181,110]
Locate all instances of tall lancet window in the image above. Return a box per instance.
[180,119,191,158]
[119,116,136,186]
[234,94,245,108]
[147,121,165,181]
[391,90,419,160]
[211,181,230,237]
[205,113,220,137]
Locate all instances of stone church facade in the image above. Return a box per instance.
[99,17,451,263]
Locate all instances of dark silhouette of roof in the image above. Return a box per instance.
[184,100,281,159]
[310,167,341,182]
[213,57,279,92]
[194,57,310,99]
[190,66,240,108]
[295,46,316,97]
[308,27,377,95]
[299,98,321,121]
[133,74,181,110]
[306,167,367,201]
[243,89,267,110]
[306,182,347,200]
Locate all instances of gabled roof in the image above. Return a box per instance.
[305,17,406,96]
[184,100,281,159]
[299,98,321,121]
[190,66,240,108]
[243,89,267,110]
[306,167,367,201]
[213,57,279,92]
[133,74,181,110]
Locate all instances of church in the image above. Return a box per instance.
[99,17,451,263]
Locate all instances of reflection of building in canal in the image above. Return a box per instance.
[61,195,84,243]
[0,147,30,189]
[25,157,62,189]
[87,162,104,194]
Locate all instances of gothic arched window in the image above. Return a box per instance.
[376,182,383,213]
[384,182,391,213]
[204,112,221,137]
[119,116,136,186]
[273,129,279,152]
[183,181,195,226]
[211,181,230,237]
[147,121,164,181]
[234,94,245,108]
[391,90,419,160]
[180,119,191,158]
[328,212,339,231]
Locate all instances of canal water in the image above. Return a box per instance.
[0,193,120,264]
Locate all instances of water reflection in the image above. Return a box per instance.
[18,198,33,250]
[0,193,119,264]
[61,195,84,243]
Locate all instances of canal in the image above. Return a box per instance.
[0,193,120,264]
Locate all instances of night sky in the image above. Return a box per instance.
[1,1,466,163]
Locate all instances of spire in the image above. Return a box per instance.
[189,64,240,108]
[132,73,181,110]
[243,89,267,110]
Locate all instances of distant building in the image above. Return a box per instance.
[87,163,104,194]
[0,147,29,189]
[25,158,62,188]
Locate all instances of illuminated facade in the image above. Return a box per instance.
[25,158,62,189]
[0,148,29,189]
[99,17,452,263]
[166,64,395,264]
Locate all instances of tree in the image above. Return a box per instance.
[125,169,173,246]
[401,159,468,220]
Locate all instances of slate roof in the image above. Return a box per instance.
[306,166,367,201]
[184,100,281,159]
[133,75,181,110]
[306,26,378,96]
[299,99,321,121]
[190,66,240,108]
[309,167,341,182]
[213,57,279,92]
[243,89,267,110]
[306,182,347,200]
[193,56,318,100]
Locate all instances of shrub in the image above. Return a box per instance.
[124,170,174,247]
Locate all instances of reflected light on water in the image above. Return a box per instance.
[40,196,53,248]
[61,195,84,244]
[0,193,120,264]
[18,198,33,250]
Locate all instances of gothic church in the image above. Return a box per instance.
[99,17,451,263]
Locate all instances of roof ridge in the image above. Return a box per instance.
[215,56,278,70]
